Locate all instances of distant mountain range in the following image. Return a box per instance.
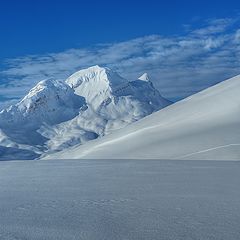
[0,65,171,160]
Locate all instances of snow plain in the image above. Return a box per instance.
[0,159,240,240]
[46,74,240,160]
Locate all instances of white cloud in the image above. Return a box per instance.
[191,18,235,36]
[234,29,240,43]
[0,17,240,109]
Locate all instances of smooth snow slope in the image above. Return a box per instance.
[46,75,240,160]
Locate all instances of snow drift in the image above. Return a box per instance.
[45,75,240,160]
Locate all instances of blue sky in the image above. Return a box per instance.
[0,0,240,108]
[1,0,240,58]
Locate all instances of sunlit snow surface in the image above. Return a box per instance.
[0,159,240,240]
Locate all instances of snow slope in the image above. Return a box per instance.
[0,66,170,160]
[46,75,240,160]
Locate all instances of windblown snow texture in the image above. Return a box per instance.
[1,159,240,240]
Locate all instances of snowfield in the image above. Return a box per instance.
[0,160,240,240]
[45,74,240,160]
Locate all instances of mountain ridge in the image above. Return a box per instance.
[0,65,171,160]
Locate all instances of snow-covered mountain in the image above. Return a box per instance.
[45,74,240,161]
[0,65,171,160]
[0,79,85,126]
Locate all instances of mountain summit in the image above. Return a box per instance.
[66,65,129,109]
[138,73,150,81]
[0,66,171,160]
[0,79,85,126]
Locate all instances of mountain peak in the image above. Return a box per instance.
[86,65,109,72]
[22,78,67,100]
[0,78,85,126]
[138,73,150,81]
[66,65,127,89]
[66,65,128,106]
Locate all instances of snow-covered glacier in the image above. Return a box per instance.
[0,65,171,160]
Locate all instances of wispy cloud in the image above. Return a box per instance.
[191,18,235,36]
[0,16,240,109]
